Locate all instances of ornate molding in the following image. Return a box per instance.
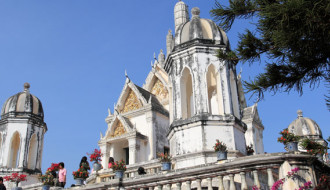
[121,90,142,113]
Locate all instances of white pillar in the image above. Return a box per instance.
[186,181,191,190]
[196,179,202,190]
[253,170,261,189]
[267,168,275,189]
[207,178,212,190]
[218,176,225,190]
[229,174,236,190]
[240,172,248,190]
[176,182,181,190]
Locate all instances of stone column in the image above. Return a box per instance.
[176,182,181,190]
[229,174,236,190]
[166,184,172,190]
[207,178,212,190]
[157,184,163,190]
[253,170,261,189]
[196,179,202,190]
[267,168,275,189]
[240,172,248,190]
[218,176,225,190]
[186,181,191,190]
[128,138,139,164]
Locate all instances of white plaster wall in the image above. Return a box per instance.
[129,114,147,135]
[171,126,203,155]
[204,125,235,151]
[154,112,169,154]
[111,140,128,164]
[233,126,246,154]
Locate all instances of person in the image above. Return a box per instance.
[79,156,90,170]
[137,167,146,175]
[0,177,6,190]
[58,162,67,188]
[108,157,114,169]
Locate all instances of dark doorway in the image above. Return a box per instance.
[124,147,129,165]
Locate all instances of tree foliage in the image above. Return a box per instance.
[211,0,330,107]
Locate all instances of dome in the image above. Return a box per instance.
[1,83,44,119]
[175,7,229,47]
[288,110,322,138]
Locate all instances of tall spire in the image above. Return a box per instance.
[174,0,189,32]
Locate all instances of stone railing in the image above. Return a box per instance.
[81,152,328,190]
[87,159,162,184]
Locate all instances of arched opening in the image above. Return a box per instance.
[180,67,194,119]
[27,134,38,169]
[8,132,21,168]
[0,134,2,157]
[230,70,240,118]
[207,64,221,115]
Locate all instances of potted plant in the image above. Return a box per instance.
[214,139,228,161]
[87,149,103,172]
[110,160,127,179]
[72,163,90,186]
[46,163,60,186]
[39,170,55,190]
[246,144,254,156]
[300,138,328,160]
[3,173,27,190]
[157,152,172,171]
[277,128,300,151]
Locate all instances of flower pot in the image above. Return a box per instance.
[42,185,51,190]
[162,162,171,171]
[93,162,102,172]
[286,142,298,151]
[115,170,124,179]
[11,187,22,190]
[75,178,84,186]
[217,151,227,161]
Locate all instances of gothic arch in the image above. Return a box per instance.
[230,70,240,118]
[180,67,194,119]
[206,64,223,115]
[27,133,38,169]
[0,133,2,157]
[8,131,21,168]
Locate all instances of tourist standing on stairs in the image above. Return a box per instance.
[0,177,6,190]
[58,162,67,188]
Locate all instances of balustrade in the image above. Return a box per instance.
[81,153,327,190]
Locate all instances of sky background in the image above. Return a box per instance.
[0,0,328,187]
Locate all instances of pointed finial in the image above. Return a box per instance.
[108,108,112,116]
[168,29,172,35]
[297,110,303,117]
[24,82,30,92]
[153,52,156,59]
[125,70,128,78]
[100,132,103,139]
[151,60,154,67]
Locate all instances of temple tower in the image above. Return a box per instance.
[0,83,47,186]
[165,4,247,168]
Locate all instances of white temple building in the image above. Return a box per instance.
[97,1,265,171]
[0,1,328,190]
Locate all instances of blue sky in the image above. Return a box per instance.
[0,0,328,187]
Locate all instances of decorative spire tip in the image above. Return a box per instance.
[24,82,30,91]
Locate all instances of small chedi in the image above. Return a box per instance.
[0,1,328,190]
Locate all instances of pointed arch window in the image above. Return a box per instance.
[0,134,2,157]
[207,64,223,115]
[180,68,194,119]
[27,134,38,169]
[8,132,21,168]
